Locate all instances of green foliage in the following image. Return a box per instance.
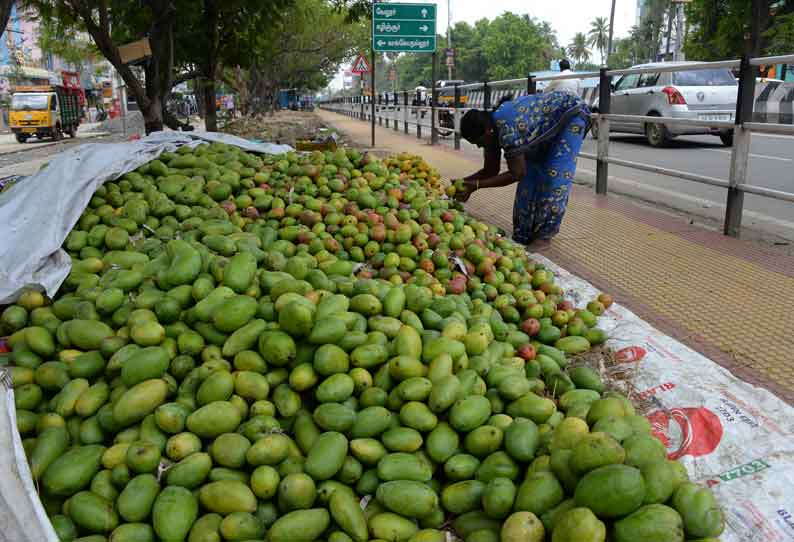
[567,33,591,67]
[587,17,610,63]
[683,0,792,60]
[391,12,559,89]
[36,15,99,68]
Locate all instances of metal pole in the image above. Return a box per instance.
[527,76,536,95]
[665,0,674,57]
[404,90,409,134]
[447,0,452,80]
[724,55,756,237]
[371,4,376,148]
[431,51,437,145]
[606,0,616,64]
[453,83,461,150]
[483,81,490,110]
[596,67,611,195]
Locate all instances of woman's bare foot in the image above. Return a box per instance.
[526,238,553,250]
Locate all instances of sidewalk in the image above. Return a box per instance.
[317,108,794,404]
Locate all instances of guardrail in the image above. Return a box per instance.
[321,53,794,238]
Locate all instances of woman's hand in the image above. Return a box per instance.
[453,179,478,203]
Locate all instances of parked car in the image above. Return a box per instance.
[591,61,738,147]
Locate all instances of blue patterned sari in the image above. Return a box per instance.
[492,92,590,244]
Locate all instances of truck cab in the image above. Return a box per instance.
[10,85,80,143]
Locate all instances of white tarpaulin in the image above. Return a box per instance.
[0,131,292,305]
[531,253,794,542]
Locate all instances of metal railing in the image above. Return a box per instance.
[321,53,794,237]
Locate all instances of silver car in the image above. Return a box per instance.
[592,61,738,147]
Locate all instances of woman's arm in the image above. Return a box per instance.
[469,154,526,189]
[464,146,502,181]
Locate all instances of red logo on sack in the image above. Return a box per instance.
[647,407,724,460]
[615,346,646,363]
[0,338,9,353]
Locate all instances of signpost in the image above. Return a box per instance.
[370,2,437,147]
[372,3,437,53]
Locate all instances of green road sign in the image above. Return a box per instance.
[372,2,436,53]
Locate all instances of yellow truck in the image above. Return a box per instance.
[9,84,81,143]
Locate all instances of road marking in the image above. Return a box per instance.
[703,148,792,162]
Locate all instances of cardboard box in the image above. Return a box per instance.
[118,38,152,64]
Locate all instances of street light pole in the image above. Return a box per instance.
[606,0,616,65]
[447,0,452,80]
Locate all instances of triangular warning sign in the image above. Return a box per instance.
[351,54,371,74]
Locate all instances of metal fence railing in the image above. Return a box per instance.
[320,53,794,238]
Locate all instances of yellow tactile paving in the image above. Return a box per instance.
[318,109,794,399]
[552,200,794,393]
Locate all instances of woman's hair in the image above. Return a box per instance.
[460,109,490,142]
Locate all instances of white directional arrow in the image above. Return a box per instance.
[377,40,386,47]
[421,8,428,17]
[419,24,429,32]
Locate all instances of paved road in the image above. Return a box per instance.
[362,110,794,239]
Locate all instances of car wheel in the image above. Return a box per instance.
[645,119,669,147]
[53,125,63,141]
[15,134,27,144]
[719,130,733,147]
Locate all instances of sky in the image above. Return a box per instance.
[331,0,638,90]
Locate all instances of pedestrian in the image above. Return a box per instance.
[456,91,591,246]
[544,58,581,96]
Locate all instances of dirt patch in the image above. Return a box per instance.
[221,111,353,147]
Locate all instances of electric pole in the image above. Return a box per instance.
[606,0,616,66]
[447,0,452,80]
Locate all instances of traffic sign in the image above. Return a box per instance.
[372,3,436,53]
[350,53,371,74]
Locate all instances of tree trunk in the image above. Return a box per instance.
[0,0,14,42]
[203,0,220,132]
[203,77,217,131]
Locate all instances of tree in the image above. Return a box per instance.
[567,33,591,66]
[36,15,99,69]
[0,0,13,41]
[24,0,188,133]
[224,0,366,114]
[683,0,790,60]
[587,16,610,64]
[24,0,294,133]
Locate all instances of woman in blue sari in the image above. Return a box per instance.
[456,91,591,245]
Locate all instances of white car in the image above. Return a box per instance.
[592,61,738,147]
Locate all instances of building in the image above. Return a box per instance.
[0,0,118,127]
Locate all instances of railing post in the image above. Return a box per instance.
[725,55,756,237]
[403,91,409,134]
[453,83,462,150]
[483,81,491,110]
[431,51,438,145]
[393,93,398,132]
[527,75,536,95]
[596,67,611,195]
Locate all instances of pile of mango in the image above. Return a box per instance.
[0,143,724,542]
[383,153,442,192]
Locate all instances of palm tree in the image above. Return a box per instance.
[567,33,591,66]
[588,16,610,63]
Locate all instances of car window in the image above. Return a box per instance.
[639,73,660,87]
[615,74,640,91]
[673,69,738,86]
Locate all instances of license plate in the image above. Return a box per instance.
[698,113,732,122]
[22,128,36,133]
